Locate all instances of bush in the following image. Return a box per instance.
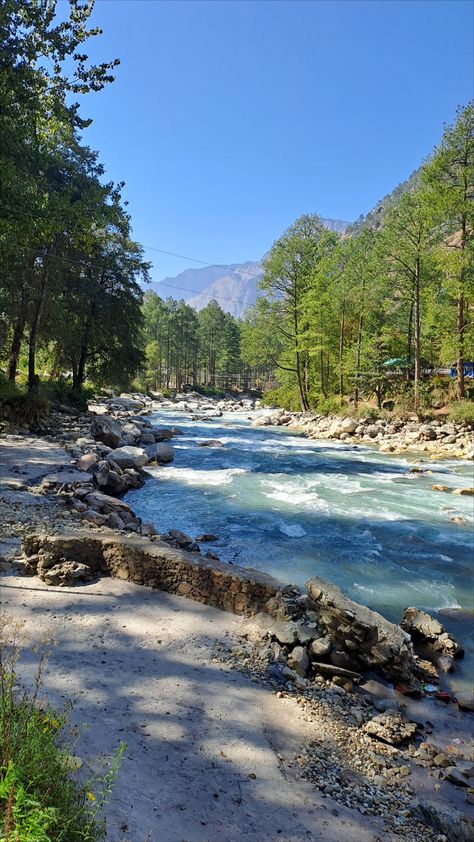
[0,373,21,401]
[448,399,474,425]
[261,384,301,411]
[190,384,225,399]
[0,616,124,841]
[38,379,96,411]
[314,396,343,416]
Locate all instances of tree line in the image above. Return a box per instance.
[242,103,473,413]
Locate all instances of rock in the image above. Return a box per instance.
[306,577,416,683]
[287,646,309,677]
[103,470,127,495]
[165,529,199,552]
[251,416,272,427]
[239,612,299,645]
[330,649,361,671]
[402,608,464,657]
[443,766,471,787]
[83,491,132,514]
[196,534,218,542]
[198,440,223,448]
[107,512,125,530]
[41,560,92,586]
[366,425,379,438]
[412,799,474,842]
[456,691,474,711]
[452,487,474,496]
[363,711,418,745]
[401,607,444,639]
[432,484,451,492]
[153,428,174,441]
[95,462,110,486]
[78,452,100,472]
[311,662,362,680]
[339,417,358,434]
[106,446,147,470]
[149,443,174,464]
[82,509,107,526]
[90,416,122,448]
[141,522,156,537]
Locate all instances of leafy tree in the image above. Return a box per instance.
[422,102,474,398]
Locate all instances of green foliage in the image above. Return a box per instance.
[261,385,301,411]
[315,396,343,415]
[38,380,95,411]
[448,400,474,425]
[0,616,124,841]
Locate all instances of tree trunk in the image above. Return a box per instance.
[354,313,363,409]
[339,302,345,396]
[28,253,50,393]
[7,301,28,382]
[456,292,465,399]
[406,299,414,381]
[413,259,421,413]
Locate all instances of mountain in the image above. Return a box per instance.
[150,218,350,318]
[347,169,421,236]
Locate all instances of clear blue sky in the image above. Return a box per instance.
[77,0,473,281]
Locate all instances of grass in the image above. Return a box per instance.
[0,615,124,841]
[448,399,474,425]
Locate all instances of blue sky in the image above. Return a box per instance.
[77,0,473,282]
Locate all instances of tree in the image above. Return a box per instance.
[422,102,474,398]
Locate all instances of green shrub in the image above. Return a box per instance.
[38,379,95,411]
[314,396,343,416]
[0,616,124,841]
[191,384,225,399]
[448,399,474,425]
[0,373,21,401]
[261,384,301,411]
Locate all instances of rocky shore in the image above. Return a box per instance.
[258,409,474,461]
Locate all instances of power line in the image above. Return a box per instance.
[0,201,262,307]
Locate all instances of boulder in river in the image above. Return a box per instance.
[401,607,464,657]
[106,446,147,470]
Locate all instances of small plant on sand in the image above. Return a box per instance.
[0,615,124,841]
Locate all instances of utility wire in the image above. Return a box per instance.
[0,201,261,307]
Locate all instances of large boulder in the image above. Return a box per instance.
[144,443,174,464]
[400,607,463,656]
[106,446,147,470]
[306,577,416,683]
[90,416,122,449]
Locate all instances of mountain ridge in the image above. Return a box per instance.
[150,218,350,318]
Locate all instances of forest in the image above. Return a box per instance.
[0,2,473,419]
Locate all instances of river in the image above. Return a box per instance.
[126,408,474,694]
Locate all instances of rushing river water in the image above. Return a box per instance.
[126,408,474,691]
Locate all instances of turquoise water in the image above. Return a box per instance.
[126,409,474,680]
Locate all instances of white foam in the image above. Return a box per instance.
[279,522,307,538]
[148,466,248,487]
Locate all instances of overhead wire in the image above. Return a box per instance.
[0,201,261,307]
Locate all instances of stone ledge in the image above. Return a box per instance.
[22,529,285,616]
[22,529,418,684]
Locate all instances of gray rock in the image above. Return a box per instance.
[42,560,92,586]
[153,428,174,441]
[78,452,100,472]
[363,711,417,745]
[90,416,122,449]
[287,646,309,677]
[106,446,147,470]
[307,577,416,683]
[145,443,174,464]
[412,799,474,842]
[456,691,474,711]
